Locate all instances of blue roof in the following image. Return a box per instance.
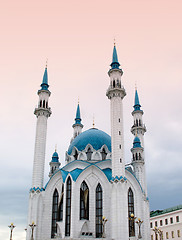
[51,151,59,162]
[67,128,111,155]
[41,67,49,90]
[110,45,120,69]
[133,136,141,148]
[73,104,82,126]
[133,89,141,111]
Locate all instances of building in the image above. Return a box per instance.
[27,45,150,240]
[150,205,182,240]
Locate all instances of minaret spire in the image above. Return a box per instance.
[71,101,83,141]
[32,66,52,189]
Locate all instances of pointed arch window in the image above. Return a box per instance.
[96,183,103,238]
[86,148,92,161]
[101,148,107,160]
[51,189,59,238]
[43,100,45,108]
[40,100,42,107]
[58,184,64,221]
[80,181,89,220]
[113,80,115,88]
[128,188,135,237]
[65,177,72,236]
[74,150,78,160]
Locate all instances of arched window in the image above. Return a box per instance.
[65,177,72,236]
[96,183,103,238]
[80,181,89,220]
[51,189,59,238]
[113,80,115,88]
[136,119,138,126]
[139,119,141,126]
[101,148,107,160]
[43,100,45,108]
[40,100,42,107]
[46,101,48,108]
[136,153,138,160]
[86,148,92,161]
[74,150,78,160]
[128,188,135,237]
[58,184,64,221]
[139,153,142,160]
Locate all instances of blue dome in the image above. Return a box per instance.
[133,136,141,148]
[51,151,59,162]
[68,128,111,155]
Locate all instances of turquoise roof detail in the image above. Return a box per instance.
[110,45,120,69]
[41,67,49,90]
[133,136,141,148]
[67,128,111,155]
[73,104,83,126]
[133,89,141,111]
[51,151,59,162]
[150,205,182,217]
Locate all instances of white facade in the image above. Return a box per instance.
[150,206,182,240]
[27,46,150,240]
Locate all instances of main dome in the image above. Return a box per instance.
[67,128,111,155]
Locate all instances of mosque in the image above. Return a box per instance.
[27,45,150,240]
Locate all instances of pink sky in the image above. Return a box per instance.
[0,0,182,239]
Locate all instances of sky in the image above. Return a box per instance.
[0,0,182,239]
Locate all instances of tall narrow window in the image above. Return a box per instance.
[51,189,59,238]
[40,100,42,107]
[101,148,107,160]
[80,181,89,220]
[74,150,78,160]
[86,148,92,160]
[96,183,103,238]
[43,100,45,108]
[65,177,72,236]
[58,184,64,221]
[128,188,135,237]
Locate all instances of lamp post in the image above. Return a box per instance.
[102,216,108,238]
[136,218,143,239]
[129,213,136,237]
[8,223,16,240]
[153,226,158,240]
[158,228,163,240]
[29,221,36,240]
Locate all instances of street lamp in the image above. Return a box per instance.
[136,218,143,239]
[158,228,163,240]
[129,213,136,237]
[8,223,16,240]
[102,216,108,238]
[29,221,36,240]
[153,226,158,240]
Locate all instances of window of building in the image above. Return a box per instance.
[51,189,59,238]
[119,131,121,135]
[155,221,157,227]
[128,188,135,237]
[172,231,174,238]
[86,148,92,160]
[176,216,179,222]
[101,148,107,160]
[177,230,180,237]
[160,220,163,226]
[80,181,89,220]
[166,232,169,239]
[119,118,120,122]
[170,217,173,224]
[96,183,103,238]
[150,222,153,228]
[65,177,72,236]
[165,218,168,225]
[119,144,121,149]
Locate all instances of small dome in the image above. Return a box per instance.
[133,136,141,148]
[51,151,59,162]
[68,128,111,155]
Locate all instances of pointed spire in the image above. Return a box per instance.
[133,89,141,111]
[40,65,49,91]
[110,44,120,69]
[73,103,82,126]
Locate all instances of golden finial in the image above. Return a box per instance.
[45,58,48,69]
[55,144,57,152]
[93,115,95,128]
[78,97,79,104]
[114,38,116,46]
[135,81,137,90]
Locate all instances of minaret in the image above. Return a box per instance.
[106,44,126,177]
[71,102,83,141]
[49,150,60,178]
[131,89,146,147]
[131,89,147,194]
[32,66,52,189]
